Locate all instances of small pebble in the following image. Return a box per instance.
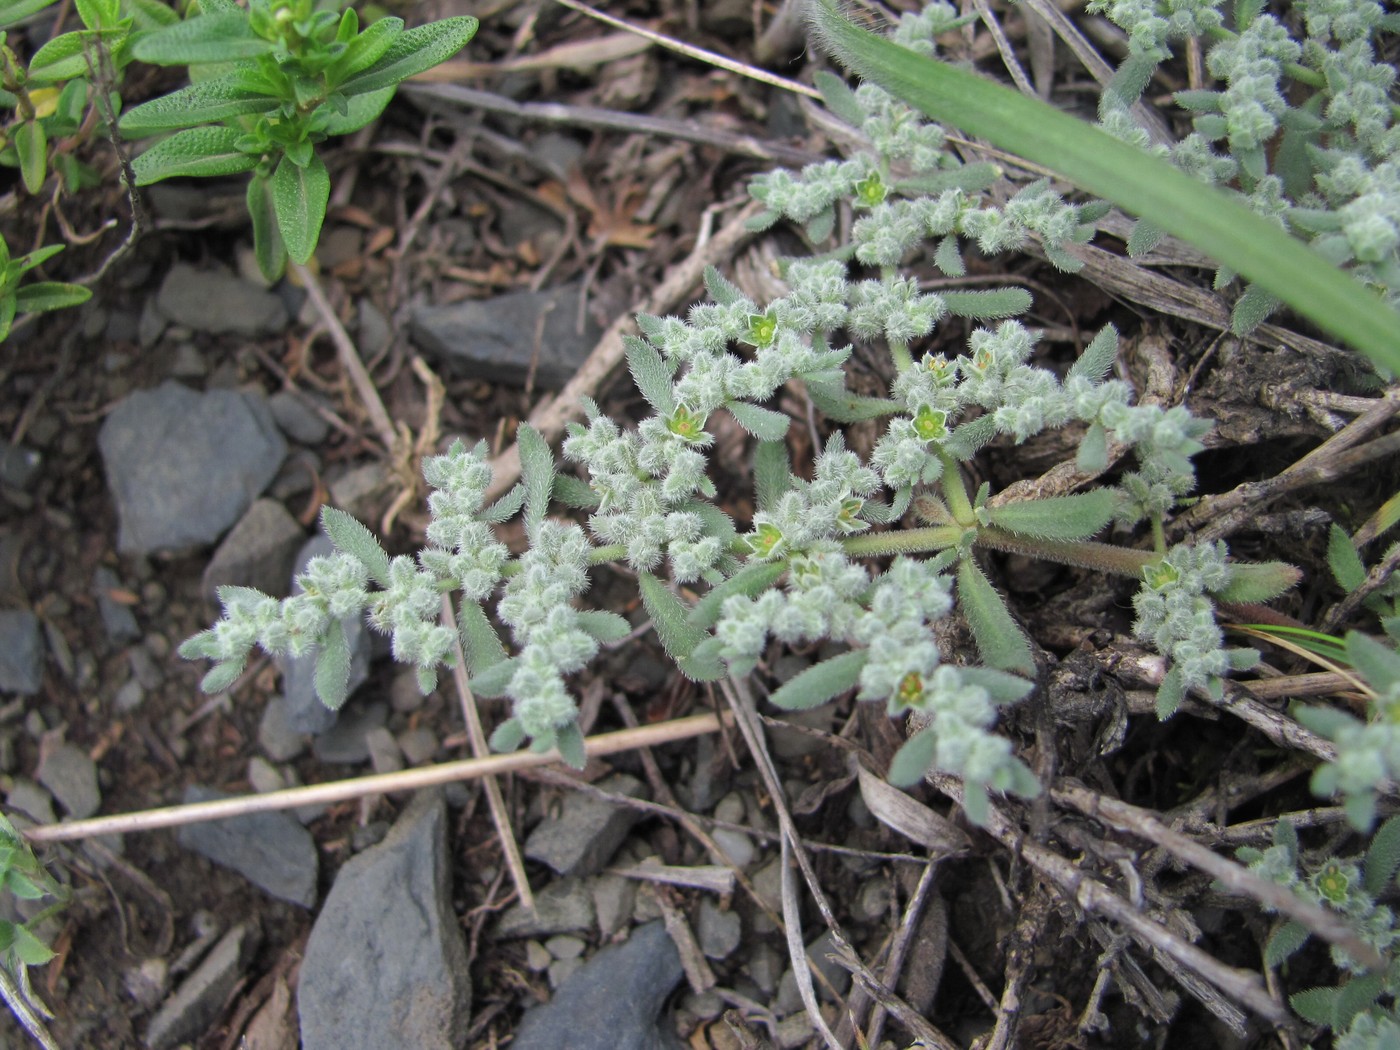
[524,940,552,972]
[545,935,586,961]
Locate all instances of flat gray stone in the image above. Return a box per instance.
[0,440,40,490]
[312,701,387,765]
[155,263,288,336]
[6,779,55,824]
[299,792,470,1050]
[92,567,140,645]
[695,899,741,960]
[99,382,286,555]
[410,283,601,390]
[177,786,318,906]
[512,921,685,1050]
[268,390,330,445]
[144,922,259,1050]
[258,697,309,762]
[36,742,100,819]
[0,609,43,694]
[497,878,595,938]
[524,774,647,877]
[201,498,305,600]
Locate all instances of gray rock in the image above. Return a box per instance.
[201,498,305,600]
[591,873,635,937]
[0,609,43,694]
[364,726,402,774]
[312,701,388,764]
[268,390,331,445]
[710,828,755,871]
[144,922,259,1050]
[99,382,287,555]
[258,697,309,762]
[299,792,470,1050]
[747,944,783,995]
[497,878,595,938]
[36,742,100,819]
[6,779,55,824]
[397,727,439,766]
[155,263,288,336]
[357,300,392,357]
[280,533,371,735]
[524,773,647,877]
[410,283,601,390]
[92,567,141,644]
[696,899,741,960]
[0,440,40,490]
[177,786,318,906]
[326,463,391,523]
[511,921,685,1050]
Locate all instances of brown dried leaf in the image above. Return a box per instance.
[855,761,971,856]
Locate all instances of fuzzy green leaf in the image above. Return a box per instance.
[768,649,868,711]
[325,15,403,83]
[0,0,59,30]
[319,85,396,136]
[625,334,676,416]
[725,400,790,441]
[483,482,526,522]
[200,659,245,694]
[956,557,1034,674]
[984,490,1117,541]
[805,0,1400,374]
[314,621,351,710]
[1336,972,1385,1030]
[490,717,525,753]
[1076,421,1109,473]
[942,288,1032,320]
[753,439,792,513]
[703,265,746,307]
[888,726,938,788]
[895,162,1001,197]
[27,29,108,83]
[688,561,788,630]
[131,126,258,184]
[1264,920,1310,968]
[320,506,390,586]
[337,16,478,97]
[1328,524,1368,593]
[638,570,705,664]
[14,281,91,314]
[555,721,586,770]
[10,923,55,967]
[1231,284,1280,336]
[1364,814,1400,896]
[14,119,44,195]
[807,387,900,422]
[469,656,518,699]
[1345,631,1400,694]
[120,73,279,135]
[1293,702,1361,740]
[552,474,600,510]
[1155,665,1186,719]
[517,424,555,536]
[1067,324,1119,384]
[1125,218,1165,259]
[576,610,632,644]
[458,599,506,677]
[133,11,272,63]
[246,173,286,283]
[271,151,329,266]
[959,666,1035,704]
[1212,561,1301,603]
[814,69,866,126]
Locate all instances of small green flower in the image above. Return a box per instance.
[854,172,889,207]
[913,406,948,442]
[1144,560,1181,591]
[666,406,708,443]
[743,309,780,349]
[1315,860,1351,903]
[746,522,786,559]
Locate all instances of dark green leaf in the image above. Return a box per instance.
[1336,972,1385,1029]
[753,439,792,513]
[15,119,44,195]
[1264,920,1310,968]
[319,85,395,135]
[1327,524,1367,592]
[271,151,329,265]
[489,716,525,752]
[326,15,402,83]
[10,923,55,966]
[768,649,868,711]
[131,126,258,184]
[625,334,676,416]
[957,557,1034,674]
[246,173,286,283]
[807,386,900,422]
[337,16,478,97]
[688,561,787,630]
[1155,665,1186,719]
[576,610,632,644]
[469,656,518,699]
[0,0,60,30]
[120,73,278,135]
[458,599,505,677]
[133,11,272,64]
[14,281,91,314]
[27,30,103,83]
[555,721,586,770]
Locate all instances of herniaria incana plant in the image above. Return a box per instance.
[180,4,1303,824]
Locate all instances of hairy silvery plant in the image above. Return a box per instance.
[181,4,1300,824]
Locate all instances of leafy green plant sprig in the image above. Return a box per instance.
[0,232,90,341]
[117,0,477,279]
[180,7,1300,825]
[0,813,68,1050]
[1240,816,1400,1043]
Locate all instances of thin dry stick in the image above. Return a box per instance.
[928,772,1290,1026]
[291,260,399,453]
[863,858,941,1048]
[23,714,725,845]
[551,0,821,99]
[442,596,533,910]
[1052,780,1383,969]
[482,198,763,503]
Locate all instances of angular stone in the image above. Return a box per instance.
[36,742,100,819]
[0,609,43,695]
[511,921,684,1050]
[497,878,595,938]
[299,792,470,1050]
[695,899,741,960]
[201,498,305,600]
[99,382,286,555]
[92,567,141,645]
[524,773,647,877]
[155,263,288,336]
[177,786,318,906]
[144,922,259,1050]
[410,283,602,390]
